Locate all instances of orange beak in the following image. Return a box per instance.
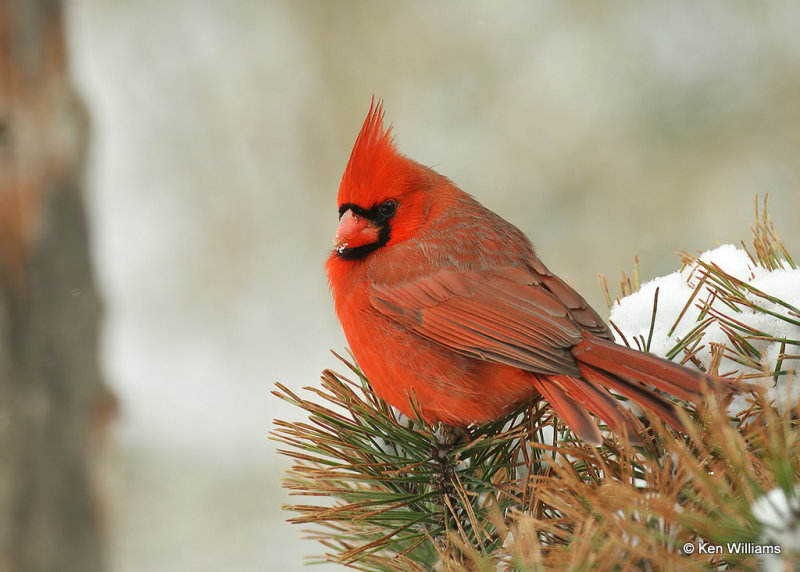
[333,209,381,253]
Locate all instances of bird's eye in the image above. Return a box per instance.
[378,199,397,219]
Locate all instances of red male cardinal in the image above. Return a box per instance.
[326,100,724,444]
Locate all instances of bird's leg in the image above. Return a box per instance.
[434,423,468,449]
[430,424,468,482]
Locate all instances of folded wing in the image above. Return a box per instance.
[370,265,599,377]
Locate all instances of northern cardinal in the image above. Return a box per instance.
[326,100,725,443]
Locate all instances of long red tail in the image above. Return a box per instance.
[532,337,729,444]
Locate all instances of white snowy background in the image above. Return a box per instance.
[610,244,800,414]
[62,2,800,570]
[752,485,800,571]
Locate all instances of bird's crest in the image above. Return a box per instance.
[339,98,403,208]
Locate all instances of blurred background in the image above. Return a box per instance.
[2,1,800,570]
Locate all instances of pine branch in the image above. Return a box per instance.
[272,356,559,569]
[274,195,800,570]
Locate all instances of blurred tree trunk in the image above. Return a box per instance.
[0,1,114,571]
